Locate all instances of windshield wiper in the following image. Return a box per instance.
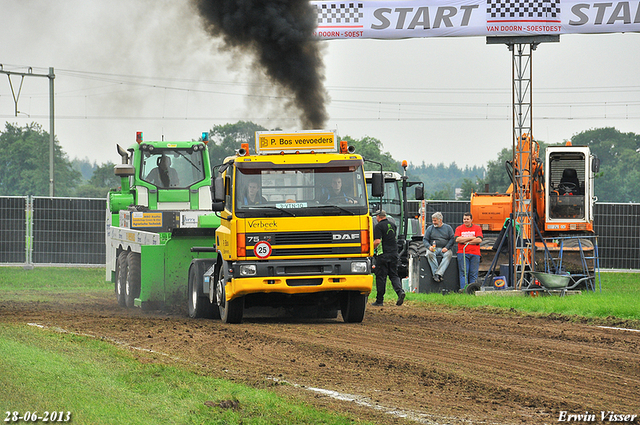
[313,205,357,215]
[245,205,296,217]
[175,151,202,172]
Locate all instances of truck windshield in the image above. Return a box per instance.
[140,148,206,189]
[235,164,368,217]
[367,180,402,221]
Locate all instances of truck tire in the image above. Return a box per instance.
[216,266,244,324]
[115,251,128,307]
[408,240,427,258]
[125,252,141,309]
[188,262,216,319]
[340,291,367,323]
[399,241,426,279]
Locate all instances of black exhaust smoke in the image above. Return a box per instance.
[192,0,328,129]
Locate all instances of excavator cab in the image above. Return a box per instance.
[545,146,594,227]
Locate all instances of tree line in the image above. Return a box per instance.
[1,121,637,203]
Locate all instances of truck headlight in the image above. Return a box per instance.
[351,261,368,274]
[239,264,257,276]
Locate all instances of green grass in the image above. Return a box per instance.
[1,267,637,424]
[0,267,108,292]
[0,323,363,425]
[375,272,640,322]
[0,267,371,424]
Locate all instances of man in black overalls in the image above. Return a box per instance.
[372,210,405,306]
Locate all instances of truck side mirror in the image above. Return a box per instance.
[371,173,384,197]
[592,156,600,174]
[414,185,424,201]
[211,176,225,206]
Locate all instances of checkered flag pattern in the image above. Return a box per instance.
[487,0,561,19]
[315,3,364,25]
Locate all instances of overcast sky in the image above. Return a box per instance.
[2,0,639,169]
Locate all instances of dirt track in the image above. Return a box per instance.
[2,293,640,425]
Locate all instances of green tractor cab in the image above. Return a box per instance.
[106,132,219,310]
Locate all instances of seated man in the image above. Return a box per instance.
[423,212,455,282]
[146,155,179,188]
[319,176,356,204]
[241,181,267,205]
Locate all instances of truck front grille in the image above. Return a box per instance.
[274,232,332,245]
[247,231,363,257]
[249,246,361,257]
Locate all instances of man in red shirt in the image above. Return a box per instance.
[455,212,483,291]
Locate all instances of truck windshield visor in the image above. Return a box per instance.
[235,164,367,217]
[140,148,206,189]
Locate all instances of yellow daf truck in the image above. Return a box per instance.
[192,130,376,323]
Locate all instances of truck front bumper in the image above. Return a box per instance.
[225,257,373,300]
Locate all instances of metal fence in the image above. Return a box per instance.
[0,197,638,270]
[0,196,106,267]
[0,196,27,264]
[593,203,640,270]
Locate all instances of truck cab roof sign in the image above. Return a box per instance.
[255,130,338,154]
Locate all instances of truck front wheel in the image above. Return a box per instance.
[115,251,128,307]
[341,291,367,323]
[125,252,141,308]
[216,266,244,324]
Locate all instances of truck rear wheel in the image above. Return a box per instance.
[125,252,141,308]
[216,266,244,324]
[188,262,216,319]
[408,240,427,258]
[341,291,367,323]
[115,251,128,307]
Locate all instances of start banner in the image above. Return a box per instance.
[311,0,640,39]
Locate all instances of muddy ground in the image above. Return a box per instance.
[2,292,639,425]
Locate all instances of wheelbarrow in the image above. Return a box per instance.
[529,271,571,296]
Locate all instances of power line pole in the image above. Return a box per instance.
[1,65,56,196]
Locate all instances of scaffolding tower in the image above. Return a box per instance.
[486,35,559,287]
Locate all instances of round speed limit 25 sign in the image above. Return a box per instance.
[253,241,272,259]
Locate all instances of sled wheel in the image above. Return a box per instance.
[188,262,216,319]
[115,250,128,307]
[124,252,141,308]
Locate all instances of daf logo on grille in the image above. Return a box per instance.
[333,233,359,241]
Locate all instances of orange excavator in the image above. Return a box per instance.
[470,134,600,288]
